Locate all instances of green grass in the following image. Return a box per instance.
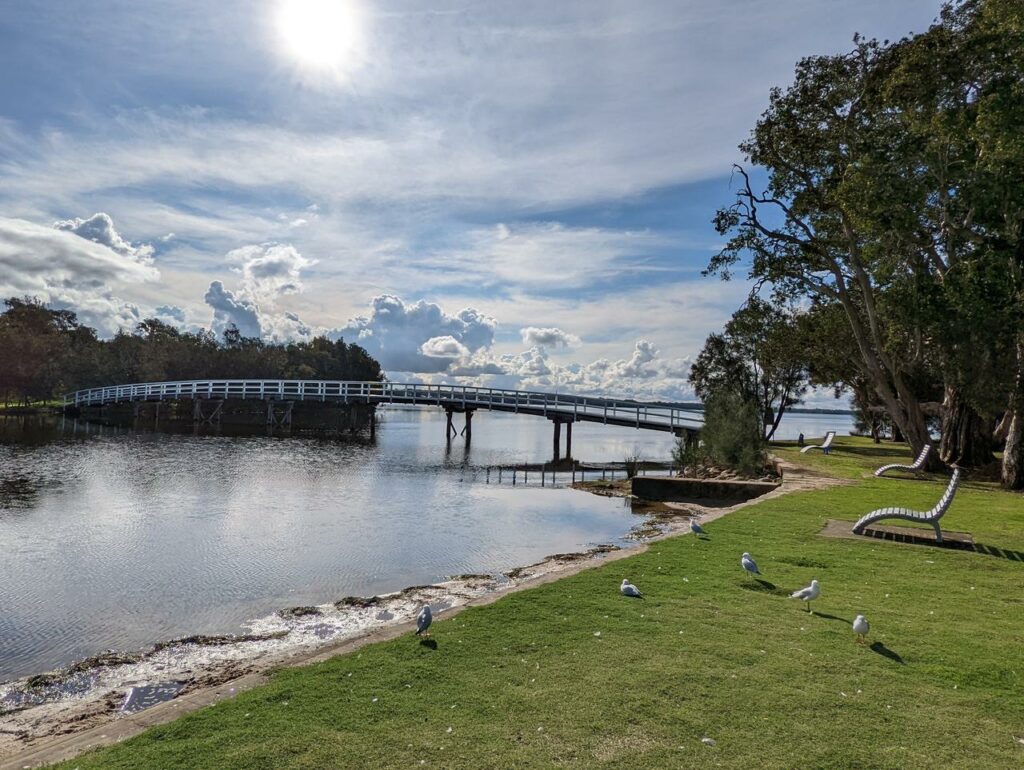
[58,438,1024,769]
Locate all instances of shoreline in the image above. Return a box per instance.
[0,458,839,768]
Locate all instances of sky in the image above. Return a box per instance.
[0,0,942,403]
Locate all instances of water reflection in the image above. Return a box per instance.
[0,407,853,682]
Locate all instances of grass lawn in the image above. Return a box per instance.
[57,438,1024,769]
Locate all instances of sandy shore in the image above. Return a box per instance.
[0,460,840,769]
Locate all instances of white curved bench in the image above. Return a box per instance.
[853,468,961,543]
[874,444,932,478]
[801,430,836,454]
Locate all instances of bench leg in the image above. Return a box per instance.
[932,522,943,543]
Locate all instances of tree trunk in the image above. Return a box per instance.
[939,385,995,468]
[1001,339,1024,490]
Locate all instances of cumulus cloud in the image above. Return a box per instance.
[204,280,261,338]
[53,212,155,262]
[154,304,187,323]
[226,243,315,302]
[520,326,580,349]
[428,339,695,402]
[202,242,318,341]
[331,295,497,373]
[0,214,158,335]
[420,335,471,359]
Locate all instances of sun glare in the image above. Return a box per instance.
[275,0,365,77]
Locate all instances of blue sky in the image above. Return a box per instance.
[0,0,941,400]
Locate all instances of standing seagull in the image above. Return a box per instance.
[740,552,761,577]
[415,605,433,637]
[790,579,821,613]
[620,579,643,598]
[852,614,870,643]
[690,520,706,537]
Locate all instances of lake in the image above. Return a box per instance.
[0,407,853,684]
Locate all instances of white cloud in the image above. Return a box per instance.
[204,280,261,338]
[520,326,580,349]
[331,295,497,373]
[53,212,154,262]
[420,335,470,359]
[0,214,157,335]
[415,222,665,291]
[227,243,315,302]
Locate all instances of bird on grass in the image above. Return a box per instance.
[690,520,705,537]
[415,605,432,637]
[740,552,760,577]
[620,579,643,598]
[790,579,821,613]
[852,614,870,643]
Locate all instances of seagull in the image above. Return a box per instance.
[690,520,705,537]
[415,605,432,637]
[852,614,870,643]
[790,579,821,613]
[740,552,760,577]
[620,579,643,598]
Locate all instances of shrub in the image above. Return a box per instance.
[672,431,706,476]
[624,453,641,479]
[700,387,767,476]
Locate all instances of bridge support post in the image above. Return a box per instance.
[566,421,572,459]
[460,409,474,443]
[193,399,203,423]
[445,407,456,441]
[553,420,561,461]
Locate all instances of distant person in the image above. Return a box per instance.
[798,432,805,447]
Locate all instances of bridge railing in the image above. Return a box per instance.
[64,380,703,431]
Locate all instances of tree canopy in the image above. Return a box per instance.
[0,297,383,406]
[706,0,1024,486]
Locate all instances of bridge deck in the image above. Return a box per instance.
[65,380,702,434]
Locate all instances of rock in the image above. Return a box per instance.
[278,606,321,619]
[335,596,381,609]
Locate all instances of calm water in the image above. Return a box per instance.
[0,407,852,682]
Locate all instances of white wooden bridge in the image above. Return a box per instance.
[64,379,702,453]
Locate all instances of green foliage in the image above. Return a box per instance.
[690,297,808,440]
[671,431,705,474]
[0,297,383,404]
[57,438,1024,769]
[706,0,1024,469]
[699,387,767,476]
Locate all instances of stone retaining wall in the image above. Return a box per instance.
[632,476,780,502]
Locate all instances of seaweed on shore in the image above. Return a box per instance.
[278,606,322,619]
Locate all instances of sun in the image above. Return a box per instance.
[275,0,365,77]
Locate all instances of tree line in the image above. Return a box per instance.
[0,297,383,406]
[691,0,1023,489]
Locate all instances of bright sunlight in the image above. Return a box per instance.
[275,0,365,77]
